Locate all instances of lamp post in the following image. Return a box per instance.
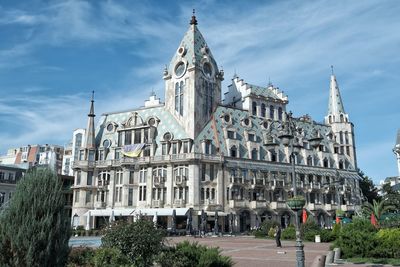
[264,111,323,267]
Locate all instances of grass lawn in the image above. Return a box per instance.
[347,257,400,266]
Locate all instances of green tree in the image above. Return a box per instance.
[381,182,400,212]
[101,218,166,267]
[362,199,395,222]
[358,169,380,204]
[0,168,71,267]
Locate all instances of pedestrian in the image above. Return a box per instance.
[274,225,282,248]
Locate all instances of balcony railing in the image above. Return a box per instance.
[175,175,187,186]
[152,200,164,208]
[250,200,267,209]
[153,176,165,187]
[270,201,287,209]
[94,202,106,208]
[174,199,186,206]
[228,199,247,208]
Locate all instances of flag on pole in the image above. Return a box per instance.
[302,209,308,223]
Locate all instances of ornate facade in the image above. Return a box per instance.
[71,14,362,232]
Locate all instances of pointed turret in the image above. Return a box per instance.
[164,11,222,138]
[325,67,349,124]
[85,91,96,160]
[394,129,400,177]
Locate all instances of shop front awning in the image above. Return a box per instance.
[83,208,190,217]
[197,211,227,216]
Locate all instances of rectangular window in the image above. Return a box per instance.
[172,143,177,154]
[346,146,350,156]
[75,191,80,203]
[248,133,255,142]
[139,168,147,183]
[227,131,235,139]
[87,171,93,186]
[8,173,14,180]
[129,171,134,184]
[79,150,84,160]
[144,128,149,143]
[76,171,81,185]
[162,144,167,155]
[134,130,142,144]
[85,191,91,203]
[115,150,120,160]
[98,150,104,160]
[205,143,210,154]
[128,188,133,206]
[118,131,123,147]
[210,164,214,181]
[201,164,206,181]
[125,131,132,145]
[183,142,189,153]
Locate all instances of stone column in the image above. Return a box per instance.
[166,165,174,208]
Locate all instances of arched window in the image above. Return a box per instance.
[339,131,344,144]
[270,105,275,120]
[328,115,332,124]
[340,114,344,122]
[203,81,214,117]
[323,158,329,168]
[252,101,257,116]
[179,81,184,116]
[270,151,277,162]
[278,107,283,120]
[175,82,179,113]
[261,103,266,117]
[251,148,258,160]
[175,82,184,115]
[230,146,237,157]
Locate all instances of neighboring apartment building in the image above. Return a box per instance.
[0,164,25,209]
[0,144,64,174]
[62,129,86,176]
[71,14,363,232]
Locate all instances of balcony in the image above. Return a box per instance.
[250,200,267,209]
[270,201,287,209]
[324,203,338,211]
[153,176,165,187]
[228,199,247,209]
[229,176,243,185]
[152,200,164,208]
[341,204,355,211]
[271,179,284,190]
[174,199,186,207]
[175,175,187,186]
[94,202,106,208]
[307,203,323,210]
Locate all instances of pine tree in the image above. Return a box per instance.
[0,168,71,267]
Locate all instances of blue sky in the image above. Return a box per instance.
[0,0,399,184]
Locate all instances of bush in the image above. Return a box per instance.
[101,218,166,267]
[333,218,378,258]
[300,218,320,238]
[253,220,279,238]
[91,247,131,267]
[281,225,296,240]
[319,229,335,242]
[67,247,95,266]
[156,241,233,267]
[0,168,71,267]
[372,228,400,258]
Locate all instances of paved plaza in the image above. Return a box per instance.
[70,236,392,267]
[168,236,330,267]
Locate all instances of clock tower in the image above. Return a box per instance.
[163,11,224,139]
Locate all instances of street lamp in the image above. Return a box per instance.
[264,111,323,267]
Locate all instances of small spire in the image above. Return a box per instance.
[268,76,272,87]
[190,9,198,25]
[331,65,334,75]
[88,90,95,117]
[150,88,156,96]
[91,90,94,101]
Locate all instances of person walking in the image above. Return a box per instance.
[274,225,282,248]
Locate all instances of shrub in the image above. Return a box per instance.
[331,223,341,239]
[156,241,233,267]
[319,229,335,242]
[0,168,71,267]
[67,247,95,266]
[253,220,279,238]
[101,218,166,267]
[333,218,378,258]
[281,225,296,240]
[372,228,400,258]
[300,217,320,239]
[91,247,131,267]
[198,247,233,267]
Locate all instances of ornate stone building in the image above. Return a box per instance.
[71,14,362,232]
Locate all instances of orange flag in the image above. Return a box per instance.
[302,209,307,223]
[370,213,378,227]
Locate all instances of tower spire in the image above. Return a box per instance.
[85,91,96,151]
[325,68,348,124]
[190,9,198,25]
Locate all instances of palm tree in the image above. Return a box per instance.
[362,199,395,222]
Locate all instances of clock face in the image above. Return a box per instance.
[175,62,186,77]
[203,62,212,78]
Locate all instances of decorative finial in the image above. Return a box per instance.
[190,9,198,25]
[150,88,156,96]
[331,65,334,75]
[268,76,272,87]
[91,90,95,101]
